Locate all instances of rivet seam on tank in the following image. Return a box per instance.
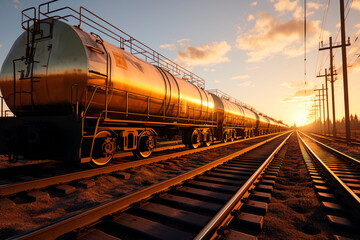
[113,52,128,70]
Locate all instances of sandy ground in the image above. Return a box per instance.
[258,133,333,240]
[0,134,277,239]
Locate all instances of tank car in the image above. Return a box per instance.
[0,2,288,165]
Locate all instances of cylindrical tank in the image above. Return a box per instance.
[0,19,215,122]
[242,107,257,129]
[268,118,278,132]
[208,93,245,127]
[257,114,270,134]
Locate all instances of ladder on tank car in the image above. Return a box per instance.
[11,8,45,113]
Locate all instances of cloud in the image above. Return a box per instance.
[307,2,322,10]
[177,41,231,66]
[274,0,299,13]
[355,23,360,34]
[248,14,255,22]
[160,39,190,51]
[238,80,255,88]
[204,68,216,72]
[177,38,190,47]
[251,1,258,6]
[272,0,319,19]
[247,65,260,70]
[214,79,221,84]
[160,44,176,50]
[13,0,20,9]
[282,89,314,102]
[281,81,306,89]
[231,75,250,80]
[348,24,360,64]
[236,12,326,62]
[350,59,360,72]
[352,0,360,11]
[292,6,303,19]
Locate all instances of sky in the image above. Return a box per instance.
[0,0,360,126]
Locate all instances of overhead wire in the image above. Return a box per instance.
[345,0,360,67]
[315,0,330,75]
[333,0,352,62]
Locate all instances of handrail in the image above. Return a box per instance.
[35,1,205,89]
[83,84,218,125]
[207,89,258,113]
[0,96,4,117]
[70,84,79,119]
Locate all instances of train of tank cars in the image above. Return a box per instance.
[0,2,288,166]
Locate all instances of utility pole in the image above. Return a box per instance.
[314,89,326,134]
[314,91,325,133]
[316,69,331,135]
[322,84,326,135]
[340,0,351,143]
[312,102,317,131]
[319,36,349,137]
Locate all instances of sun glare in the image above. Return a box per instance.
[293,110,308,127]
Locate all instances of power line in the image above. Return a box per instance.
[316,0,330,76]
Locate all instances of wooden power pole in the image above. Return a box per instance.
[316,69,331,135]
[314,88,326,134]
[340,0,351,143]
[319,35,349,137]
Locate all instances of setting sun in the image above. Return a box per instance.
[293,109,309,127]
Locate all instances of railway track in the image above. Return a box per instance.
[0,139,184,174]
[298,131,360,238]
[0,132,286,201]
[306,132,360,146]
[9,132,292,240]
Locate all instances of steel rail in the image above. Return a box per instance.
[0,132,289,197]
[301,132,360,165]
[307,131,360,146]
[297,132,360,213]
[11,131,290,240]
[194,131,293,240]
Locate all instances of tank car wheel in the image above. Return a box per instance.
[230,130,235,142]
[222,131,228,143]
[133,130,155,159]
[189,129,201,149]
[91,131,116,166]
[8,154,19,163]
[202,129,212,147]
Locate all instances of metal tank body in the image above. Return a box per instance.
[208,93,245,127]
[268,118,278,132]
[242,107,258,129]
[0,20,88,115]
[257,114,270,135]
[0,20,215,122]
